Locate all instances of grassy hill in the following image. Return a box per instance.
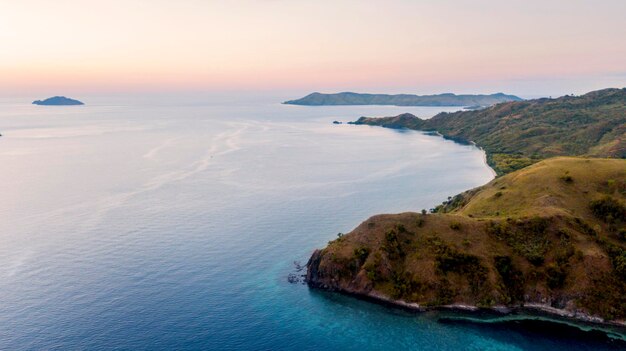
[307,158,626,324]
[283,92,521,107]
[353,88,626,175]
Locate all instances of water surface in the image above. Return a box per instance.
[0,97,620,350]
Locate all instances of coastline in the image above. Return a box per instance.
[305,157,626,338]
[306,102,626,341]
[411,129,498,178]
[469,140,497,178]
[311,283,626,340]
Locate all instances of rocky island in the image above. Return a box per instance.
[284,92,522,107]
[306,88,626,331]
[32,96,84,105]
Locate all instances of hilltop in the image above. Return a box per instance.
[352,88,626,175]
[307,158,626,326]
[32,96,84,105]
[283,92,521,107]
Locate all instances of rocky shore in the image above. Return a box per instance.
[306,249,626,337]
[305,158,626,334]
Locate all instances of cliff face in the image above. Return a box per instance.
[306,158,626,325]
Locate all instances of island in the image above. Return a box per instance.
[32,96,84,105]
[283,92,522,107]
[306,88,626,330]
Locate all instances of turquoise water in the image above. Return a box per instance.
[0,96,622,350]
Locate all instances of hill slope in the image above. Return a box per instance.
[353,88,626,175]
[307,158,626,325]
[283,92,521,107]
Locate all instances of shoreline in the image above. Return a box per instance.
[469,140,497,178]
[313,285,626,339]
[397,128,498,179]
[309,118,625,338]
[413,129,498,178]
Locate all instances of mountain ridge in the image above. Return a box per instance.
[284,92,522,107]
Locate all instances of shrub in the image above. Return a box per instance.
[382,229,404,259]
[450,222,461,230]
[494,256,525,302]
[435,247,487,294]
[390,271,422,299]
[618,228,626,241]
[416,217,424,227]
[574,218,598,237]
[545,263,567,289]
[363,253,383,283]
[590,197,625,223]
[436,250,480,273]
[353,247,370,264]
[488,217,550,266]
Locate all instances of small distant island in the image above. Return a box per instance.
[284,92,522,107]
[32,96,84,106]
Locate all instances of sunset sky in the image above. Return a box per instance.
[2,0,625,96]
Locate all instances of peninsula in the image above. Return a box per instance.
[352,88,626,175]
[307,158,626,327]
[306,88,626,330]
[32,96,84,105]
[284,92,522,107]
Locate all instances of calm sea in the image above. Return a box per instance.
[0,95,621,350]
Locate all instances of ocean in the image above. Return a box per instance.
[0,95,621,350]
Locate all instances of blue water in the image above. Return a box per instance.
[0,96,622,350]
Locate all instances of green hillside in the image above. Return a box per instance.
[306,158,626,323]
[353,88,626,175]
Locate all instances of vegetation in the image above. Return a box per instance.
[353,88,626,175]
[307,158,626,321]
[306,87,626,325]
[590,196,625,223]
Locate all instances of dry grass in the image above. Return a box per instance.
[312,157,626,319]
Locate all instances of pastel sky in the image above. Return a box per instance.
[1,0,625,96]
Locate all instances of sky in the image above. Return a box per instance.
[1,0,625,97]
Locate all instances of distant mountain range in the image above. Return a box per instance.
[284,92,522,107]
[32,96,84,105]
